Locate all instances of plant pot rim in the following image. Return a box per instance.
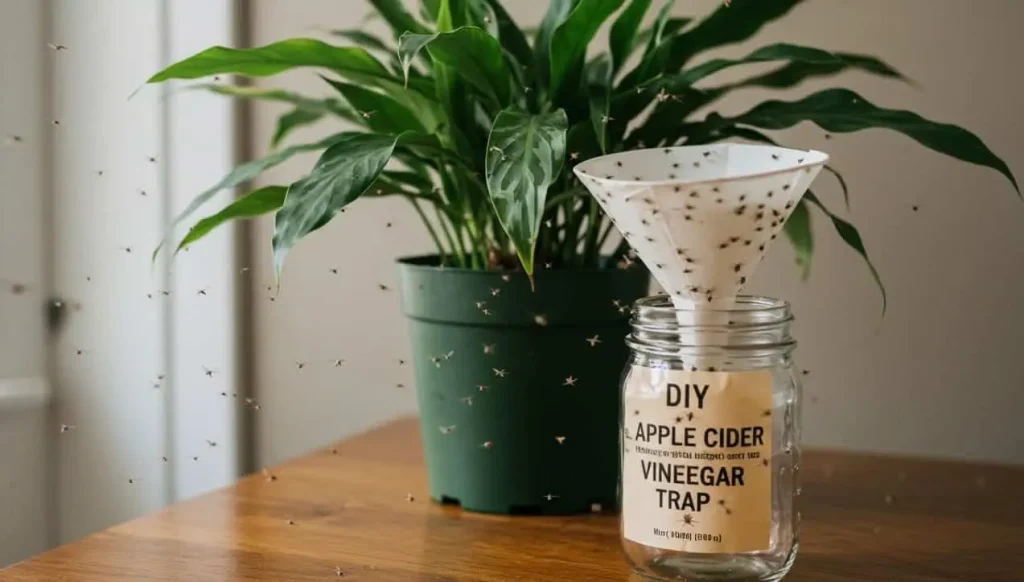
[396,253,637,276]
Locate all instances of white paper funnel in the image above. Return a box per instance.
[574,143,828,310]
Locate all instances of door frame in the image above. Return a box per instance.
[1,0,246,553]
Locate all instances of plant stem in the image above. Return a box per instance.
[596,214,616,251]
[435,206,466,267]
[583,198,601,266]
[406,196,447,259]
[561,198,584,265]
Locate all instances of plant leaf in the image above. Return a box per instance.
[634,17,690,49]
[610,0,652,74]
[382,169,435,192]
[327,29,392,54]
[436,0,469,30]
[549,0,626,97]
[732,88,1019,193]
[147,39,392,82]
[534,0,573,89]
[482,0,534,72]
[196,84,356,146]
[153,133,348,261]
[321,76,429,134]
[397,33,438,85]
[665,0,804,69]
[621,86,718,147]
[272,133,401,276]
[420,0,442,22]
[728,51,908,91]
[678,43,843,85]
[272,108,325,147]
[823,165,851,209]
[398,27,512,107]
[468,0,500,36]
[177,186,286,252]
[586,55,613,153]
[485,108,569,276]
[367,0,430,37]
[198,84,353,117]
[783,197,813,280]
[617,0,674,90]
[804,191,886,313]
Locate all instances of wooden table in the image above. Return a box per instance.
[5,419,1023,581]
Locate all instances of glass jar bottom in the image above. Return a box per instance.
[630,545,798,582]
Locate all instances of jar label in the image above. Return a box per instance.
[622,366,773,553]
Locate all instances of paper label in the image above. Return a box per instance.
[622,366,773,553]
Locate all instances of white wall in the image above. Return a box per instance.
[249,2,425,468]
[248,0,1024,466]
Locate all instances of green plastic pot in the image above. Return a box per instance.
[396,255,650,515]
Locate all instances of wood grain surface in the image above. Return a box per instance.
[4,418,1023,581]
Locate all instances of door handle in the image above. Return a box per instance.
[46,297,67,337]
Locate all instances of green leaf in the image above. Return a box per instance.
[566,120,602,163]
[272,108,325,147]
[620,86,718,147]
[382,169,435,192]
[321,76,429,135]
[468,0,499,36]
[436,0,469,30]
[804,191,886,313]
[634,17,690,49]
[397,33,436,84]
[617,0,674,89]
[728,51,907,91]
[198,84,353,117]
[420,0,442,22]
[485,108,569,276]
[586,55,613,153]
[665,0,804,69]
[823,165,851,210]
[534,0,573,89]
[273,133,401,276]
[153,133,348,261]
[732,88,1019,193]
[177,186,286,252]
[196,84,356,146]
[147,39,392,82]
[327,29,392,54]
[549,0,626,97]
[678,43,843,85]
[783,198,813,280]
[609,0,652,74]
[398,27,512,107]
[482,0,535,73]
[367,0,430,37]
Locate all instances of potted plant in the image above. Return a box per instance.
[147,0,1016,514]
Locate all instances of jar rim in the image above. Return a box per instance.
[633,294,791,316]
[628,295,794,356]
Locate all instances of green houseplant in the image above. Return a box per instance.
[148,0,1016,514]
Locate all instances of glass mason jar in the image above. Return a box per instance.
[620,295,801,582]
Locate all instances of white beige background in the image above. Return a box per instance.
[247,0,1024,467]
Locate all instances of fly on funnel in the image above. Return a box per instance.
[574,144,828,312]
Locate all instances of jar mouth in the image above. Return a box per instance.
[628,295,794,355]
[634,295,791,320]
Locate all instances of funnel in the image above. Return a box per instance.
[575,143,827,309]
[575,144,827,366]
